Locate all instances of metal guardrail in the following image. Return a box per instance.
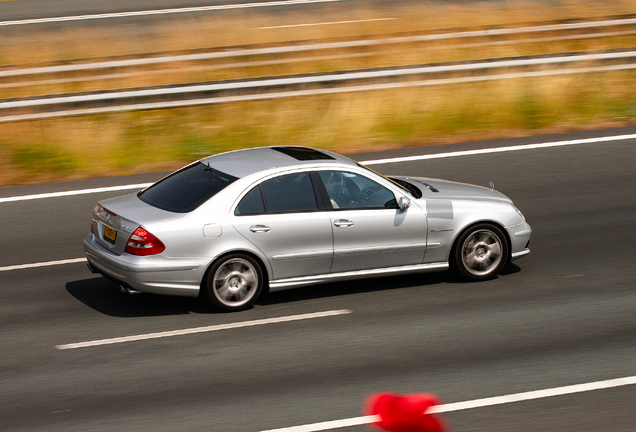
[1,48,635,123]
[2,16,636,78]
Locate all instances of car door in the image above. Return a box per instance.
[317,170,428,274]
[231,171,333,280]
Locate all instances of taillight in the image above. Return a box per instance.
[125,227,165,256]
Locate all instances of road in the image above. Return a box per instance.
[1,127,635,431]
[0,0,387,24]
[0,0,541,31]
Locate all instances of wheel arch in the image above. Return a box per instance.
[199,249,270,298]
[449,219,512,263]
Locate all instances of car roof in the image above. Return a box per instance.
[200,146,357,178]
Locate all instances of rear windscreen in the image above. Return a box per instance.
[139,162,238,213]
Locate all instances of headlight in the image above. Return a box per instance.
[513,205,526,222]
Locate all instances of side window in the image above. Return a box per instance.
[318,171,397,210]
[261,172,319,213]
[235,186,265,215]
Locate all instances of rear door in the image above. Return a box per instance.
[231,171,333,280]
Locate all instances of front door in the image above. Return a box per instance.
[317,170,427,273]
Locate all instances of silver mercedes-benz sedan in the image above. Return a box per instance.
[84,146,531,311]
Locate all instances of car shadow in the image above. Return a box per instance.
[66,277,210,317]
[68,265,520,316]
[258,272,454,306]
[500,262,521,276]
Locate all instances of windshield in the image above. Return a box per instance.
[356,163,421,198]
[139,162,238,213]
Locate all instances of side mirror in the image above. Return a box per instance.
[398,196,411,211]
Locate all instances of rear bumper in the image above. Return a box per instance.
[83,234,203,297]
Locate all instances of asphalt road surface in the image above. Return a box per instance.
[1,127,635,431]
[0,0,404,23]
[0,0,521,32]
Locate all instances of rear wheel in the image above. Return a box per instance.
[452,224,508,281]
[203,254,263,312]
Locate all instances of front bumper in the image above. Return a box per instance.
[83,234,204,297]
[506,222,532,261]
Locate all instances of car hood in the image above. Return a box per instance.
[397,176,512,203]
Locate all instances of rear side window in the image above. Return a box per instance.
[234,172,319,215]
[139,162,238,213]
[235,186,265,215]
[262,172,318,213]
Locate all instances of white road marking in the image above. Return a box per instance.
[55,309,352,350]
[262,416,378,432]
[360,133,636,165]
[260,375,636,431]
[0,258,86,272]
[258,18,396,29]
[0,183,152,203]
[0,0,343,26]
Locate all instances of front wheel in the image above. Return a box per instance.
[452,224,509,281]
[202,254,264,312]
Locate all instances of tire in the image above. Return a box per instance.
[203,254,264,312]
[452,223,509,281]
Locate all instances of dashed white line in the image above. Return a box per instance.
[260,375,636,431]
[258,18,396,29]
[0,258,86,272]
[0,0,343,26]
[55,309,352,349]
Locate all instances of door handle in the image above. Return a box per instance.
[334,219,354,228]
[250,225,271,233]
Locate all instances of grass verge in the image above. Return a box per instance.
[2,69,635,186]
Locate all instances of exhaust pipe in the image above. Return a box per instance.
[120,285,142,295]
[87,262,141,295]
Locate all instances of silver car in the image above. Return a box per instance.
[84,146,531,311]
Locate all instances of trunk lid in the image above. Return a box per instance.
[91,192,181,255]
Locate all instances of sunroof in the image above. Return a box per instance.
[272,147,335,161]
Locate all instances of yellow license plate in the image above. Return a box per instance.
[103,225,117,244]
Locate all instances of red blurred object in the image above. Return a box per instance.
[365,393,447,432]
